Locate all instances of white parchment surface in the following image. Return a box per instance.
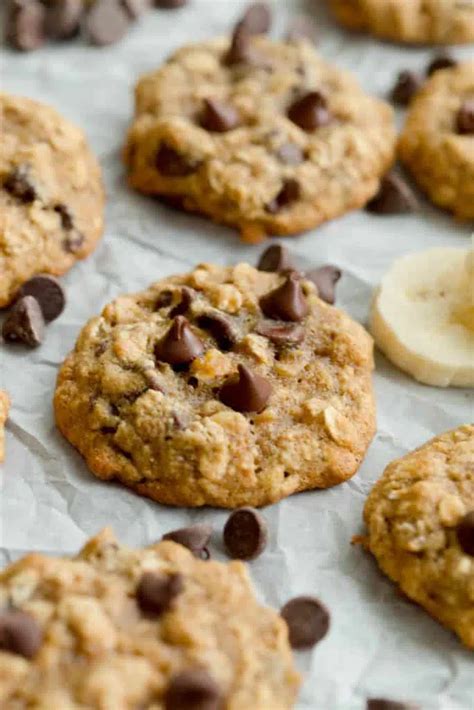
[1,1,473,707]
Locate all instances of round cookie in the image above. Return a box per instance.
[123,34,395,241]
[54,261,376,508]
[364,425,474,649]
[0,93,105,308]
[398,62,474,220]
[0,528,300,706]
[328,0,474,44]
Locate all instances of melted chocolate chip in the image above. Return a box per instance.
[281,596,330,649]
[54,203,74,229]
[169,287,194,317]
[390,70,422,106]
[155,316,204,366]
[366,172,418,214]
[156,144,201,177]
[197,312,238,350]
[456,100,474,135]
[200,98,241,133]
[266,179,301,213]
[287,91,331,131]
[18,274,66,322]
[136,572,183,616]
[257,244,294,272]
[164,669,222,710]
[4,165,37,203]
[219,364,272,413]
[0,610,43,658]
[260,273,309,322]
[255,321,304,346]
[163,524,213,559]
[456,510,474,556]
[275,142,304,165]
[2,296,45,347]
[426,54,457,76]
[223,507,268,560]
[306,265,341,305]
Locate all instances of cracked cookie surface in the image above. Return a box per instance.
[0,93,105,307]
[123,36,395,241]
[328,0,474,44]
[54,262,376,508]
[0,391,9,462]
[398,62,474,220]
[364,425,474,649]
[0,528,300,708]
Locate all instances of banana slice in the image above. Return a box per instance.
[370,244,474,387]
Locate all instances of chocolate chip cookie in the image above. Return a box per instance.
[0,528,300,707]
[328,0,474,44]
[123,30,395,241]
[0,391,10,462]
[398,62,474,220]
[0,93,105,307]
[364,425,474,649]
[54,262,376,508]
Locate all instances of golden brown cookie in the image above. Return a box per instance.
[54,261,376,508]
[0,391,10,463]
[0,93,105,307]
[364,425,474,649]
[328,0,474,44]
[0,528,300,707]
[123,34,395,242]
[398,61,474,220]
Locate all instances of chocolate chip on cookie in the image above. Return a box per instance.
[2,296,45,347]
[456,100,474,135]
[257,244,294,273]
[45,0,84,40]
[280,596,330,649]
[287,91,331,131]
[260,273,309,322]
[6,0,46,52]
[266,179,301,214]
[156,144,201,177]
[196,312,238,350]
[223,507,268,560]
[426,54,457,77]
[163,524,213,559]
[390,70,422,106]
[219,364,272,413]
[0,610,43,658]
[169,287,194,317]
[306,265,341,305]
[240,2,271,35]
[367,700,420,710]
[18,275,66,323]
[255,321,304,346]
[4,165,37,203]
[456,511,474,556]
[136,572,183,615]
[164,669,222,710]
[54,203,75,229]
[85,0,131,46]
[155,316,204,366]
[366,172,418,214]
[63,231,85,254]
[200,98,241,133]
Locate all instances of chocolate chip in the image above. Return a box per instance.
[169,287,194,318]
[155,290,173,309]
[17,274,66,322]
[219,364,272,413]
[390,70,422,106]
[155,316,204,366]
[306,265,341,305]
[280,596,330,649]
[2,296,45,347]
[456,511,474,556]
[367,700,420,710]
[426,54,457,76]
[163,524,213,559]
[197,312,238,350]
[266,179,301,213]
[288,91,331,131]
[255,321,304,346]
[155,0,188,8]
[156,144,201,177]
[257,244,293,272]
[0,610,43,658]
[164,669,222,710]
[223,507,268,560]
[4,165,37,203]
[366,172,418,214]
[136,572,183,616]
[275,142,304,165]
[240,2,271,35]
[54,203,74,230]
[84,0,131,46]
[260,273,309,322]
[200,98,240,133]
[456,100,474,135]
[6,0,46,52]
[63,231,85,254]
[225,22,255,66]
[46,0,83,40]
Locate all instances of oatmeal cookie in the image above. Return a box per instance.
[0,391,9,462]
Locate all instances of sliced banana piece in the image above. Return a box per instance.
[370,245,474,388]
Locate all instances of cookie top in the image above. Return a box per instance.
[398,62,474,220]
[329,0,474,44]
[0,528,300,707]
[124,35,395,241]
[0,391,9,463]
[364,425,474,649]
[0,93,105,307]
[54,262,376,508]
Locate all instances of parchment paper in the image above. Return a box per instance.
[1,1,473,707]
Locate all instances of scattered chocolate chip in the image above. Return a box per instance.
[164,669,222,710]
[45,0,83,40]
[223,507,268,560]
[197,312,238,350]
[0,610,43,658]
[240,2,271,35]
[426,54,457,77]
[156,144,201,177]
[63,231,85,254]
[163,524,213,559]
[155,0,187,8]
[136,572,183,616]
[54,203,74,230]
[2,296,45,347]
[4,165,37,203]
[390,70,422,106]
[155,316,204,366]
[288,91,331,131]
[257,244,293,272]
[84,0,131,46]
[200,98,241,133]
[17,274,66,322]
[456,510,474,556]
[280,596,330,649]
[260,273,309,322]
[169,287,194,318]
[6,0,46,52]
[456,100,474,135]
[275,142,304,165]
[266,179,301,214]
[219,364,272,413]
[367,700,420,710]
[255,321,304,346]
[306,265,341,305]
[366,172,418,214]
